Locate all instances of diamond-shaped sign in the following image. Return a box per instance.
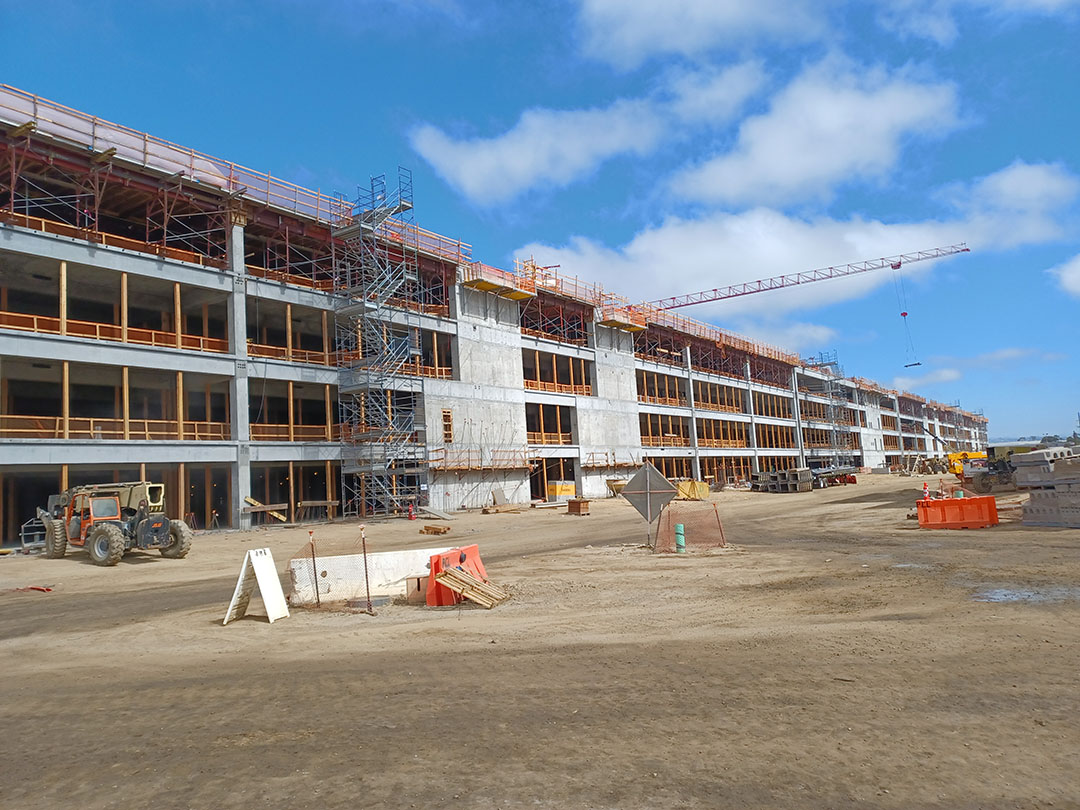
[621,462,677,524]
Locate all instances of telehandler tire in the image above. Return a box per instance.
[44,519,67,559]
[161,520,193,559]
[88,524,125,566]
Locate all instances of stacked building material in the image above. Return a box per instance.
[1015,447,1079,527]
[751,467,812,493]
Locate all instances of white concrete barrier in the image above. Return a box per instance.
[288,546,453,606]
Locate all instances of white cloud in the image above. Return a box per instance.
[409,100,664,205]
[577,0,824,69]
[893,367,963,389]
[929,346,1068,365]
[664,61,768,126]
[516,161,1079,323]
[670,60,960,206]
[732,320,838,352]
[950,161,1080,247]
[573,0,1080,62]
[411,62,763,205]
[1048,253,1080,297]
[877,0,1080,44]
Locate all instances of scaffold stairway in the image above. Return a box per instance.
[333,168,428,517]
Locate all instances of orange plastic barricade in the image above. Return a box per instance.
[426,545,489,606]
[917,496,998,529]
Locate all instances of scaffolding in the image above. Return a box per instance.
[333,168,427,518]
[805,351,859,470]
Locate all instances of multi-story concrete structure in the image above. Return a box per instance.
[0,86,987,543]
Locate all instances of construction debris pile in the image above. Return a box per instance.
[752,467,813,493]
[1017,447,1080,528]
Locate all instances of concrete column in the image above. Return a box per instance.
[227,220,252,529]
[790,368,807,468]
[683,347,701,481]
[745,360,759,474]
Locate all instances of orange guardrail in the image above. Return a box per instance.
[250,423,340,441]
[0,415,229,440]
[0,310,228,353]
[526,431,574,445]
[524,379,593,396]
[640,435,692,447]
[0,210,228,268]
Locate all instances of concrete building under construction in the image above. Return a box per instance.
[0,85,988,543]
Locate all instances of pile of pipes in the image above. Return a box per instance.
[751,467,812,493]
[1015,447,1080,528]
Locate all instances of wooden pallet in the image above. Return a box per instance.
[433,568,511,609]
[419,524,451,535]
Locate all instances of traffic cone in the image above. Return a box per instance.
[922,481,930,500]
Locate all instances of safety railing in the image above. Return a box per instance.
[696,438,748,448]
[247,343,331,365]
[526,431,574,445]
[634,351,684,369]
[249,423,340,442]
[637,394,687,407]
[640,435,691,447]
[0,210,227,268]
[461,262,536,298]
[694,401,743,414]
[524,379,593,396]
[0,309,228,353]
[0,415,228,440]
[397,363,453,380]
[245,264,335,292]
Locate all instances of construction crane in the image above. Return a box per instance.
[644,243,970,310]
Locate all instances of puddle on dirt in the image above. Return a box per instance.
[972,587,1080,604]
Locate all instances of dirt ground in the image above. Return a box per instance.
[1,474,1079,809]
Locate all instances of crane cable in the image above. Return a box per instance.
[891,262,921,368]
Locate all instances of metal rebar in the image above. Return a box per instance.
[309,530,320,608]
[360,525,374,615]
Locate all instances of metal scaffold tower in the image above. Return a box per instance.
[808,351,859,470]
[332,168,427,517]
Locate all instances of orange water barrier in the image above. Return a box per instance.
[427,544,489,606]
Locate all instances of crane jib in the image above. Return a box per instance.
[646,244,970,311]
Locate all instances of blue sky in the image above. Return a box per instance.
[3,0,1079,438]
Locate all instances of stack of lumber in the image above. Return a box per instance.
[433,568,511,609]
[419,524,452,535]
